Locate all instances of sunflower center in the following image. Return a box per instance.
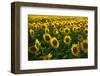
[37,27,39,29]
[85,30,88,33]
[34,27,36,29]
[31,31,34,35]
[52,25,55,27]
[31,47,37,52]
[53,40,57,46]
[71,23,73,25]
[73,47,78,53]
[68,23,70,26]
[77,28,80,31]
[65,29,68,33]
[45,36,50,41]
[83,43,88,49]
[86,25,88,27]
[42,26,45,29]
[66,38,69,42]
[74,28,76,31]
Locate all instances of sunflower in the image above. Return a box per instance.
[32,26,37,30]
[59,27,63,33]
[36,25,40,30]
[63,27,70,34]
[84,28,88,35]
[28,46,38,54]
[47,53,53,60]
[76,27,81,32]
[41,24,47,30]
[29,29,34,38]
[43,53,53,60]
[71,44,80,57]
[28,23,33,29]
[53,28,59,35]
[72,27,77,32]
[70,21,74,26]
[51,24,55,28]
[67,22,71,26]
[81,40,88,53]
[50,37,59,48]
[64,35,71,44]
[35,39,41,49]
[84,24,88,28]
[77,35,83,41]
[45,28,49,33]
[43,33,51,43]
[51,23,56,28]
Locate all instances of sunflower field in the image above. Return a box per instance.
[28,15,88,60]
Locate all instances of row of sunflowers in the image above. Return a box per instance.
[28,15,88,60]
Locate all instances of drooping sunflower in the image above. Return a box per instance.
[64,35,71,44]
[43,33,51,43]
[29,29,34,38]
[50,37,59,48]
[63,27,70,34]
[81,40,88,53]
[71,44,80,57]
[35,39,41,49]
[28,46,38,54]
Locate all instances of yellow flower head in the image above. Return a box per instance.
[45,28,49,33]
[28,46,38,54]
[59,27,63,33]
[77,35,83,41]
[29,29,34,38]
[43,53,53,60]
[72,27,77,32]
[50,37,59,48]
[36,25,40,30]
[84,24,88,28]
[76,27,81,32]
[47,53,53,60]
[63,27,70,34]
[81,40,88,53]
[32,26,37,30]
[35,39,41,49]
[71,44,80,57]
[51,24,55,28]
[28,23,33,29]
[53,29,59,35]
[64,35,71,44]
[41,24,47,30]
[84,28,88,35]
[43,33,51,43]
